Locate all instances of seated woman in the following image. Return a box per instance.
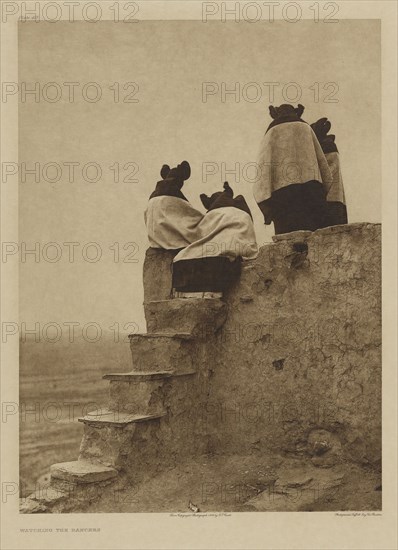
[254,104,333,234]
[172,182,258,293]
[310,117,348,226]
[145,161,203,250]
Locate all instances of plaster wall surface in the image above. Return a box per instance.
[143,223,382,467]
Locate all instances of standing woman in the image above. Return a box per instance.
[310,117,348,226]
[254,104,332,234]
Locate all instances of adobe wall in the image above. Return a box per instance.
[144,223,382,468]
[206,223,381,466]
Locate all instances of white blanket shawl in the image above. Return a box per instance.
[173,207,258,263]
[144,196,203,249]
[254,122,333,203]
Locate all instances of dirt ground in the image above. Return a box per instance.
[84,454,381,513]
[20,340,381,513]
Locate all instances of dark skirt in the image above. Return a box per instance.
[172,256,242,293]
[327,201,348,226]
[257,180,346,234]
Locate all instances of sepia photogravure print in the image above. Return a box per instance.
[1,1,397,549]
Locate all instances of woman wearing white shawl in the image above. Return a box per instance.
[172,182,258,293]
[144,161,203,250]
[310,117,348,226]
[254,104,333,234]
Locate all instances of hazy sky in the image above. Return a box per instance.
[18,20,381,329]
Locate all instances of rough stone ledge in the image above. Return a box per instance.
[128,331,194,340]
[50,460,118,484]
[78,410,166,427]
[19,486,68,514]
[271,222,380,242]
[19,499,48,514]
[103,370,196,381]
[144,298,228,336]
[103,371,173,381]
[272,230,312,242]
[146,298,224,306]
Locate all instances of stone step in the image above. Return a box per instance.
[107,375,166,416]
[78,409,166,428]
[144,298,228,337]
[50,460,118,484]
[103,370,173,381]
[130,331,194,340]
[78,408,166,465]
[103,370,196,381]
[102,369,198,415]
[104,370,196,415]
[129,332,195,374]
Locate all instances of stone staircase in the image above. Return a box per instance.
[20,226,382,513]
[21,295,228,513]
